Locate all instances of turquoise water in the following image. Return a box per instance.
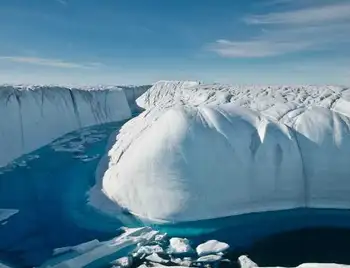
[0,122,126,267]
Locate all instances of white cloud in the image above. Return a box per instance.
[245,2,350,25]
[210,39,311,58]
[210,2,350,58]
[0,56,102,69]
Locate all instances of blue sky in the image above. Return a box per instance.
[0,0,349,85]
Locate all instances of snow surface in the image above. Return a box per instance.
[136,81,350,114]
[100,81,350,222]
[0,85,148,167]
[136,81,200,109]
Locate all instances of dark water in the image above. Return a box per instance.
[228,227,350,267]
[150,209,350,267]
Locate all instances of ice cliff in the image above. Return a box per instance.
[0,85,149,167]
[100,81,350,223]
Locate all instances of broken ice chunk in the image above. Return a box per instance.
[111,256,133,268]
[155,233,168,242]
[196,255,223,263]
[0,209,19,223]
[137,264,149,268]
[196,240,229,256]
[238,256,258,268]
[145,253,169,264]
[135,245,164,256]
[168,238,194,254]
[41,227,157,268]
[171,257,192,267]
[55,239,101,256]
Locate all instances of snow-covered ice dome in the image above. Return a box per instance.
[99,81,350,223]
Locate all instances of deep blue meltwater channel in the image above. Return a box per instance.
[148,208,350,266]
[0,122,127,267]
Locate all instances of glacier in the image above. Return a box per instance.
[0,84,150,266]
[0,84,149,167]
[100,81,350,223]
[2,81,350,267]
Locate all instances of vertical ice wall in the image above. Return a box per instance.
[122,85,151,113]
[0,85,133,167]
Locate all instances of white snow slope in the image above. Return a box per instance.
[100,81,350,223]
[0,85,148,167]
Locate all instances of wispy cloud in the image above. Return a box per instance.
[0,56,102,69]
[245,2,350,25]
[55,0,67,6]
[210,2,350,58]
[210,39,312,58]
[260,0,294,7]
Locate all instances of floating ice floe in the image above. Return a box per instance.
[168,238,194,255]
[111,256,133,268]
[0,209,19,225]
[195,254,223,263]
[238,256,258,268]
[196,240,229,257]
[54,239,101,256]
